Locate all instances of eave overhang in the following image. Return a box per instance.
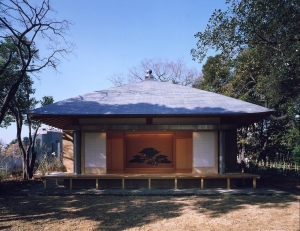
[28,111,273,130]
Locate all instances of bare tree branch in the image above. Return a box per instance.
[0,0,74,124]
[270,114,288,121]
[109,58,202,87]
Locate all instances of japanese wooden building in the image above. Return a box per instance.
[28,71,273,189]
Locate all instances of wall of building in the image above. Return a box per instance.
[35,129,62,158]
[62,131,74,173]
[225,129,238,173]
[62,128,238,175]
[81,131,220,174]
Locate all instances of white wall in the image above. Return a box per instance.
[84,133,106,168]
[193,132,216,170]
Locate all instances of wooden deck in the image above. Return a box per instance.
[39,173,260,190]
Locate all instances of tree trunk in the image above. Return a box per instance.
[27,116,40,179]
[28,149,36,179]
[0,71,26,124]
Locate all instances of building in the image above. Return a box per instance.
[28,70,273,189]
[35,128,62,158]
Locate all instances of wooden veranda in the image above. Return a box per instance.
[39,173,260,190]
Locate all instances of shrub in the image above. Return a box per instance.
[12,168,23,177]
[36,154,65,175]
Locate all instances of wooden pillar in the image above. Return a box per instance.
[74,131,81,174]
[43,179,47,189]
[122,178,125,189]
[227,178,230,189]
[219,130,226,174]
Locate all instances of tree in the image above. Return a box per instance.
[191,0,300,110]
[192,0,300,164]
[0,0,73,124]
[194,54,232,95]
[0,39,55,178]
[6,81,54,179]
[108,58,202,86]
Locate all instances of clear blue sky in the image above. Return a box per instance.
[0,0,228,145]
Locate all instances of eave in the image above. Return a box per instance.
[29,111,273,130]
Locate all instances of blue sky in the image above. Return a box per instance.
[0,0,228,145]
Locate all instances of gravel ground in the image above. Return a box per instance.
[0,179,299,230]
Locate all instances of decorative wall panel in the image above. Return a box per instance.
[126,134,174,169]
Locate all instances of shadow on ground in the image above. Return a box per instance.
[0,189,298,230]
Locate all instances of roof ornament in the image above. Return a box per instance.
[145,69,154,80]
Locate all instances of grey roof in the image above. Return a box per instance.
[28,80,272,116]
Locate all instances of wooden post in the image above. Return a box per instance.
[96,179,98,189]
[73,131,81,174]
[174,178,177,189]
[253,178,257,189]
[219,130,226,174]
[148,178,151,189]
[43,179,47,189]
[227,178,230,189]
[122,178,125,189]
[201,178,204,189]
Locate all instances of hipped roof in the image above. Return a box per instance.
[28,80,273,128]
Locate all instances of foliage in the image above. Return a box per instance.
[193,54,232,95]
[11,168,23,177]
[247,161,300,179]
[109,58,202,86]
[36,154,64,175]
[192,0,300,164]
[191,0,300,109]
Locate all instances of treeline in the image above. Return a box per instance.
[192,0,300,164]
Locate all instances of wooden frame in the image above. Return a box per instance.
[40,173,260,190]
